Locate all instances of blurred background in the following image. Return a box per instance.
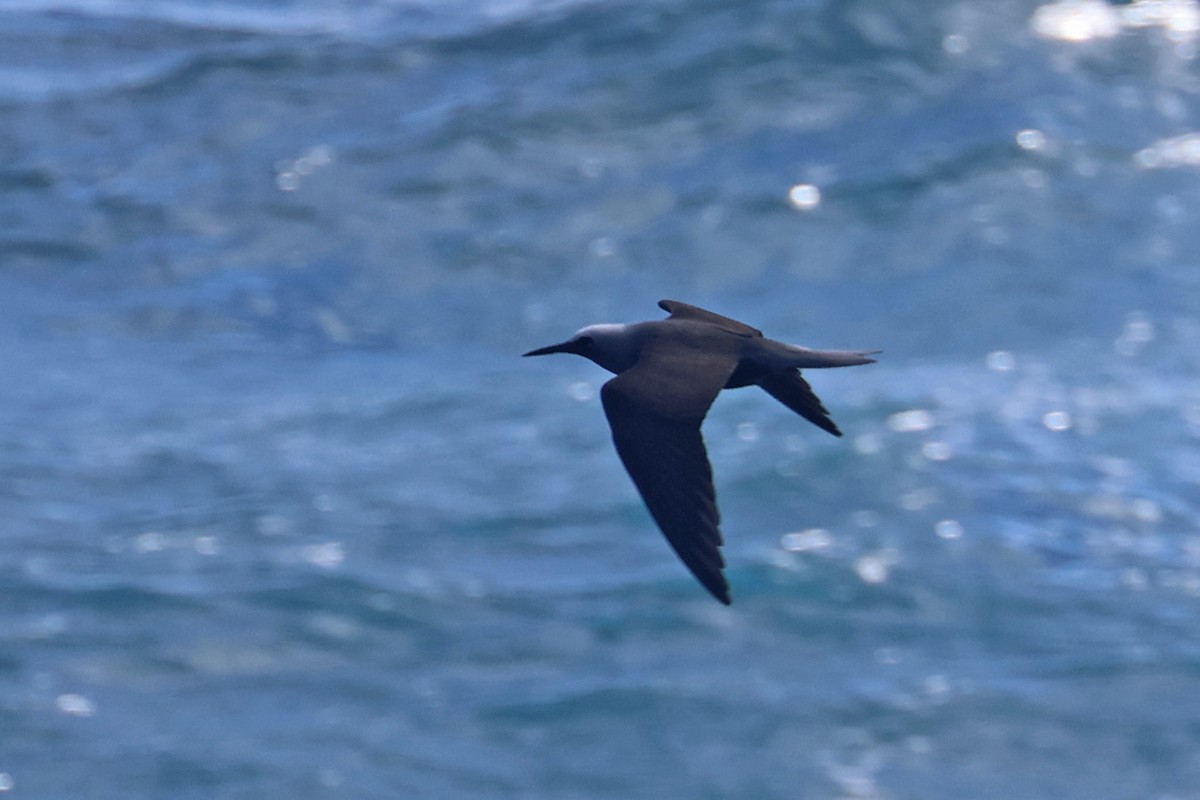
[3,0,1200,797]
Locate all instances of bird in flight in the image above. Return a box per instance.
[524,300,877,604]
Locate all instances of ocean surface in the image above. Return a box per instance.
[3,0,1200,797]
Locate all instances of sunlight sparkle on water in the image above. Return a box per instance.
[301,541,345,569]
[935,519,964,540]
[888,409,934,433]
[922,441,953,461]
[853,433,883,455]
[1135,133,1200,168]
[56,693,96,717]
[1122,0,1200,39]
[276,144,335,191]
[737,422,760,442]
[135,531,165,553]
[900,488,938,511]
[942,33,969,54]
[781,528,833,552]
[1031,0,1121,41]
[1035,0,1200,43]
[1043,410,1073,431]
[1016,129,1048,152]
[1115,313,1155,356]
[924,674,953,703]
[986,350,1016,371]
[787,183,821,211]
[855,549,898,584]
[1131,497,1163,524]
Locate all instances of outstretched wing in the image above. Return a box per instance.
[658,300,762,338]
[600,343,739,604]
[757,369,843,437]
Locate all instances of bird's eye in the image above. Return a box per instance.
[576,336,594,348]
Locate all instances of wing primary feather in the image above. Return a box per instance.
[600,356,735,604]
[757,370,843,437]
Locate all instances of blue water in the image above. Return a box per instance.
[4,0,1200,796]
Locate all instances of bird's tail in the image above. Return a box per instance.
[780,345,880,369]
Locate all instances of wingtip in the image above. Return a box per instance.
[709,583,732,605]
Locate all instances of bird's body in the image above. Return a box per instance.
[524,300,877,604]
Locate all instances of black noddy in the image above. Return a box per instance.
[523,299,877,605]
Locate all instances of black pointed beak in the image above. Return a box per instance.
[523,340,573,357]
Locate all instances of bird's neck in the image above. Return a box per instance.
[581,323,640,374]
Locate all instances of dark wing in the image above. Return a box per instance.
[600,344,739,604]
[757,369,843,437]
[658,300,762,338]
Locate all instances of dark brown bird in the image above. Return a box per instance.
[524,300,877,604]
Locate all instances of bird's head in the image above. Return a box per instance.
[522,323,636,374]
